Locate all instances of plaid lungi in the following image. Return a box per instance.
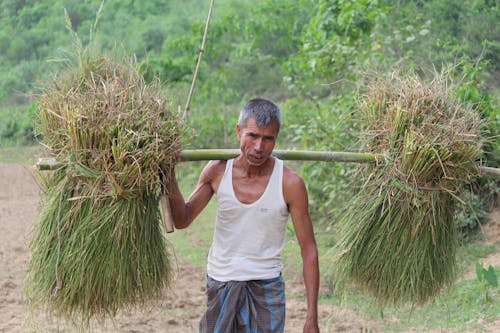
[199,274,285,333]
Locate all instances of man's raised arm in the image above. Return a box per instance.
[167,161,218,229]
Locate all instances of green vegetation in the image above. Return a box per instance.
[0,145,40,165]
[1,0,498,330]
[1,0,496,248]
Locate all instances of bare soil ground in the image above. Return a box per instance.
[0,162,498,332]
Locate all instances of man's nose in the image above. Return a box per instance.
[254,138,263,151]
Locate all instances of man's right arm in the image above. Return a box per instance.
[167,161,218,229]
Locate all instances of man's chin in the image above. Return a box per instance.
[247,155,269,166]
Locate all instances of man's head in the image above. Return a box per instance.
[237,98,281,167]
[238,98,282,131]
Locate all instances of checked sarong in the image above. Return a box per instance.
[199,275,285,333]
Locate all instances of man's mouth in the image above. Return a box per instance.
[248,153,264,162]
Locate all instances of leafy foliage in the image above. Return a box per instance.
[476,262,499,302]
[1,0,498,241]
[0,104,37,146]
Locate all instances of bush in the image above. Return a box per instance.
[0,104,37,146]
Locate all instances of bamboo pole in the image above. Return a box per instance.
[480,166,500,179]
[183,0,215,118]
[180,149,384,163]
[35,150,382,170]
[35,149,499,179]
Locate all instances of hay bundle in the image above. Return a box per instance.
[330,72,483,306]
[27,54,183,321]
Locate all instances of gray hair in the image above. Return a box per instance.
[238,98,282,129]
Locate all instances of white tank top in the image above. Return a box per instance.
[207,158,290,281]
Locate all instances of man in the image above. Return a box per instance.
[167,98,319,333]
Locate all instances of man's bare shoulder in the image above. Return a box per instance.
[282,164,309,210]
[283,164,306,190]
[199,160,227,189]
[203,160,227,176]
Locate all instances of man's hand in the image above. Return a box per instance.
[303,318,319,333]
[173,141,183,162]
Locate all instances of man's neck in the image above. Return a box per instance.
[234,155,274,178]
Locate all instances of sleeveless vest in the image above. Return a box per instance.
[207,158,289,281]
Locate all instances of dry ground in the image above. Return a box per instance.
[0,162,498,332]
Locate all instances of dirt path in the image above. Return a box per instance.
[1,163,382,332]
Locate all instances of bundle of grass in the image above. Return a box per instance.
[27,53,183,322]
[329,71,483,306]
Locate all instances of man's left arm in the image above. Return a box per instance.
[284,168,320,333]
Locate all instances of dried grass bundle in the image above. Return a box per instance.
[27,54,183,322]
[330,72,483,306]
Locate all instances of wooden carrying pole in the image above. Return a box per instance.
[36,149,500,178]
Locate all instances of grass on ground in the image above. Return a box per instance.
[0,145,40,165]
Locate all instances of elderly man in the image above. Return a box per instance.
[167,98,319,333]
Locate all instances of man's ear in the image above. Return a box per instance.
[236,123,241,139]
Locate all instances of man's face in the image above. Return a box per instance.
[237,117,279,167]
